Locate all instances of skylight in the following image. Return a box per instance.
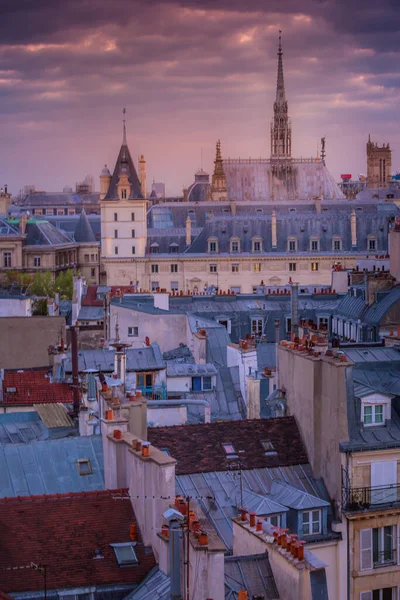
[111,543,138,566]
[260,440,278,456]
[222,442,238,459]
[77,458,93,476]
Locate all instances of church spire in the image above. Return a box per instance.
[276,30,286,106]
[211,139,227,201]
[122,107,127,145]
[270,31,292,161]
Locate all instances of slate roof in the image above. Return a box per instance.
[148,417,308,475]
[125,568,170,600]
[166,363,217,377]
[24,220,73,246]
[162,345,194,363]
[63,344,165,373]
[1,369,73,405]
[73,207,96,242]
[225,554,279,600]
[18,191,100,207]
[0,490,156,593]
[104,142,143,200]
[0,435,104,498]
[0,412,48,445]
[363,286,400,325]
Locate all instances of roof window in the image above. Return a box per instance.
[6,387,16,393]
[111,542,138,566]
[77,458,93,476]
[260,440,277,456]
[222,442,238,459]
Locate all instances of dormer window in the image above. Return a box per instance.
[333,237,342,251]
[121,189,127,199]
[150,243,159,254]
[208,238,218,253]
[230,237,240,253]
[252,237,262,253]
[361,393,391,426]
[368,236,377,251]
[309,237,319,252]
[260,440,277,456]
[111,543,138,566]
[302,510,321,535]
[287,237,297,252]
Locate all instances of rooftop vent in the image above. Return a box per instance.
[6,387,16,393]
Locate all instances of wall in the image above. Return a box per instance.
[0,298,32,317]
[227,344,257,403]
[147,406,187,426]
[278,346,350,506]
[110,304,188,352]
[102,254,358,292]
[390,228,400,283]
[101,198,147,265]
[0,316,66,369]
[307,539,347,600]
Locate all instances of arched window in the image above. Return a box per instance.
[230,237,240,253]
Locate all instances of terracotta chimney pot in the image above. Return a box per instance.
[113,429,122,440]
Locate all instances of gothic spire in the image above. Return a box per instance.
[122,107,127,145]
[276,30,286,106]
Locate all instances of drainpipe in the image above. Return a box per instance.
[274,319,280,388]
[70,326,80,417]
[346,451,350,600]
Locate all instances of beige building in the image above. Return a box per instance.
[0,211,100,284]
[367,135,392,188]
[278,341,400,599]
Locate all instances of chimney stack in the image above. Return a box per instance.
[315,195,322,214]
[20,214,27,235]
[351,209,357,248]
[183,188,189,202]
[186,215,192,246]
[70,326,80,417]
[291,283,299,336]
[271,209,277,249]
[230,198,237,216]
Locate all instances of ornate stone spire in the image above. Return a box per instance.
[271,31,292,162]
[122,107,127,145]
[212,139,227,201]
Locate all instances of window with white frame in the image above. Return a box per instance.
[3,252,11,267]
[251,318,263,335]
[111,542,138,566]
[302,510,321,535]
[171,281,179,291]
[310,238,320,252]
[368,236,377,251]
[360,526,397,571]
[311,262,319,272]
[128,326,139,337]
[34,256,41,267]
[121,189,127,199]
[287,237,297,252]
[230,287,241,294]
[58,591,94,600]
[253,263,261,273]
[289,262,296,272]
[264,514,281,527]
[209,264,217,273]
[208,238,218,253]
[151,264,159,274]
[232,263,239,273]
[114,246,119,255]
[151,281,159,292]
[230,237,240,253]
[171,264,178,273]
[361,394,391,425]
[192,376,212,391]
[360,589,397,600]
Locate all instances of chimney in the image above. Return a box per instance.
[291,283,299,336]
[351,208,357,248]
[183,188,189,202]
[271,209,277,249]
[186,215,192,246]
[20,214,27,235]
[128,398,148,441]
[70,326,80,417]
[230,198,237,216]
[153,292,169,311]
[139,155,146,199]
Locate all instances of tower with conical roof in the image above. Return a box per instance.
[211,140,227,201]
[100,111,148,285]
[270,32,292,175]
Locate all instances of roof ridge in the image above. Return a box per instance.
[0,488,129,504]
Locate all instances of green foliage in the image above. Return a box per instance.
[32,298,48,316]
[54,269,74,300]
[29,271,55,297]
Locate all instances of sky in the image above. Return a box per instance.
[1,0,399,196]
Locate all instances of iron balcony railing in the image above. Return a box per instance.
[137,384,167,400]
[373,549,396,568]
[342,483,400,512]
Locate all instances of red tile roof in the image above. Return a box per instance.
[81,285,103,307]
[148,417,308,475]
[0,490,156,593]
[2,369,73,405]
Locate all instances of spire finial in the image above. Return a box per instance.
[122,108,127,144]
[115,314,120,342]
[278,29,282,55]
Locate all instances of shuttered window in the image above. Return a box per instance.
[360,528,372,570]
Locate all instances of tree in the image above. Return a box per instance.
[29,271,55,297]
[54,269,74,300]
[32,298,48,316]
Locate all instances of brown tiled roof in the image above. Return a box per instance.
[0,490,156,593]
[81,285,103,307]
[2,369,73,405]
[148,417,308,475]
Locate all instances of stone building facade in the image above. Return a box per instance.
[367,135,392,188]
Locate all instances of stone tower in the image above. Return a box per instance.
[367,135,392,188]
[211,140,227,201]
[270,31,292,168]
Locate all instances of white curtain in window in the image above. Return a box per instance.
[371,461,397,503]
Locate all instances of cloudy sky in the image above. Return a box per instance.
[1,0,399,196]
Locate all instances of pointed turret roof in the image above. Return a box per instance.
[104,119,143,200]
[275,30,286,107]
[74,208,96,243]
[213,139,226,178]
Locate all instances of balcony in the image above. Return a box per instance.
[342,483,400,512]
[373,549,396,568]
[137,384,167,401]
